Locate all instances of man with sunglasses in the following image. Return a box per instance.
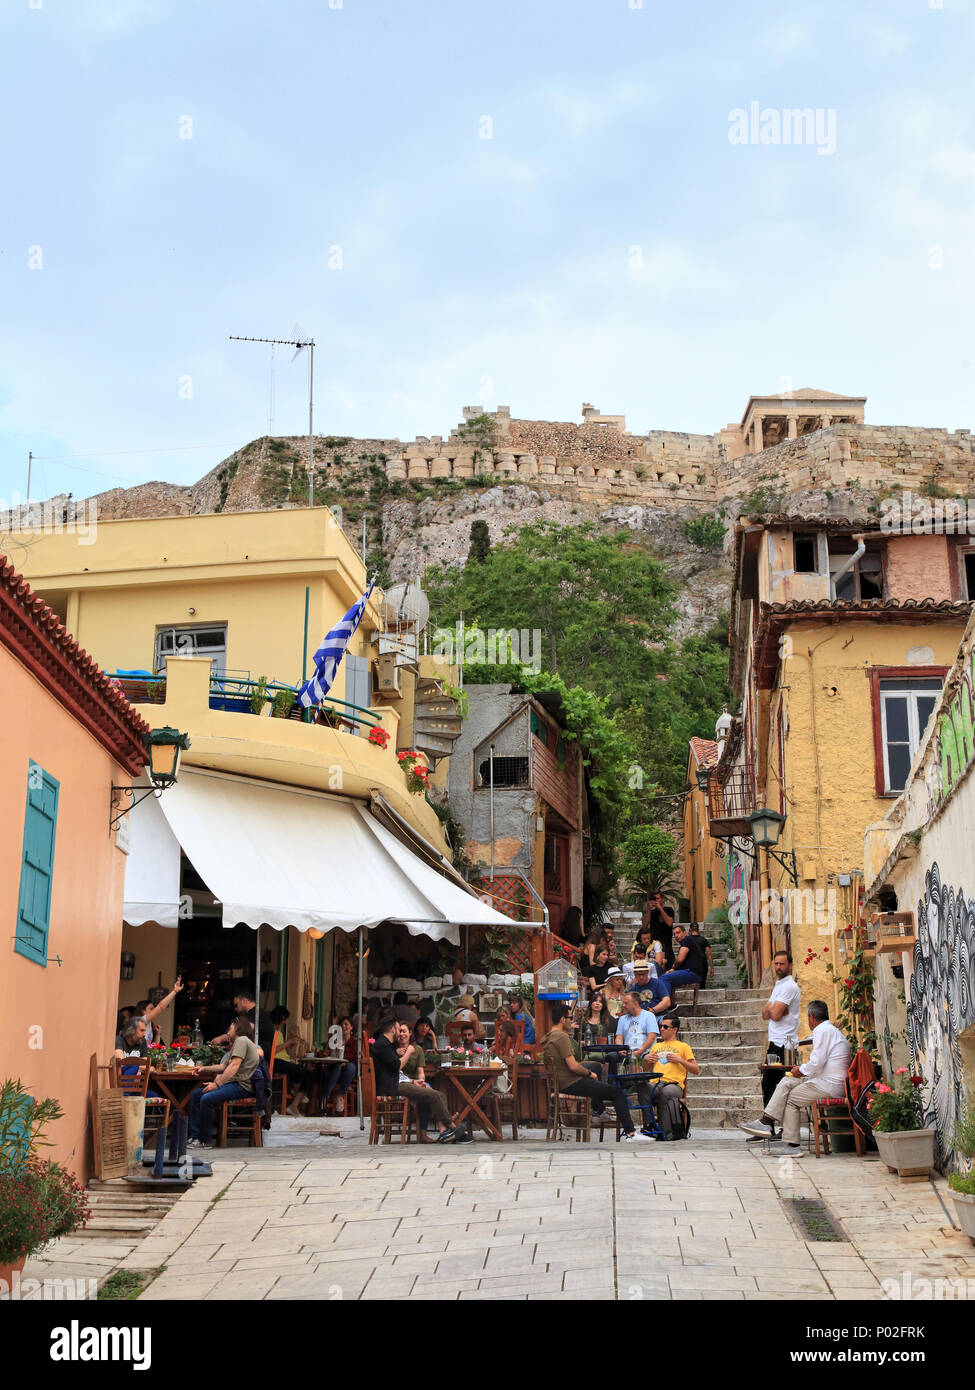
[643,1015,699,1140]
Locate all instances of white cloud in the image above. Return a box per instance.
[545,80,651,139]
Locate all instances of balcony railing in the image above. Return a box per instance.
[108,671,382,736]
[704,761,758,839]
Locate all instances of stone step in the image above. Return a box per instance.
[685,1040,768,1063]
[681,1001,766,1019]
[687,1106,761,1130]
[677,1017,765,1035]
[690,1076,764,1098]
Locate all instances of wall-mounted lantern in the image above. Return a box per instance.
[110,727,191,831]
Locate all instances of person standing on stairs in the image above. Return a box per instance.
[738,949,801,1142]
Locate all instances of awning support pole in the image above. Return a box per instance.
[357,925,364,1131]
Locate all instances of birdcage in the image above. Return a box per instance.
[535,956,581,1002]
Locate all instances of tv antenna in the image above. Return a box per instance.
[230,328,316,505]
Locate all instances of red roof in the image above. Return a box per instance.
[689,737,719,769]
[0,556,150,775]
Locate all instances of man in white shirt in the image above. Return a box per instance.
[743,1001,851,1155]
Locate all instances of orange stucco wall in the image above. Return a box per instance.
[887,534,952,602]
[0,646,129,1181]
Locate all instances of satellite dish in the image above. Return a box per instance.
[381,580,430,629]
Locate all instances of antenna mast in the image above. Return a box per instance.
[230,333,316,505]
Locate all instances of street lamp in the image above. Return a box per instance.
[144,727,191,790]
[110,727,191,829]
[746,807,797,884]
[695,767,710,792]
[747,807,785,848]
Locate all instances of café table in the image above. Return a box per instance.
[300,1053,349,1114]
[428,1063,506,1141]
[148,1067,204,1115]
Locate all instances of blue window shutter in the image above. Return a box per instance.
[16,762,59,967]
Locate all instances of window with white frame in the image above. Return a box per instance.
[154,624,228,675]
[879,678,942,793]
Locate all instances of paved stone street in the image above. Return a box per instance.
[44,1123,970,1301]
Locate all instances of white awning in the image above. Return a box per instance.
[122,786,182,928]
[124,767,530,942]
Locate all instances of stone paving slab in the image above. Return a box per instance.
[17,1123,967,1303]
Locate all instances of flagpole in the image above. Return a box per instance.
[307,341,315,508]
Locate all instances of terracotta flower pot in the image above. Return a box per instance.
[951,1190,975,1242]
[874,1127,936,1179]
[0,1255,27,1293]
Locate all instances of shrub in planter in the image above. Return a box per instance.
[0,1159,90,1277]
[949,1107,975,1240]
[868,1067,935,1177]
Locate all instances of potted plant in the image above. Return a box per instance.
[0,1081,89,1288]
[271,687,295,719]
[249,675,270,715]
[948,1106,975,1242]
[867,1067,935,1179]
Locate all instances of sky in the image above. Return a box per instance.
[2,0,975,502]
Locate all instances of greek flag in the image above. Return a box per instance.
[297,580,375,708]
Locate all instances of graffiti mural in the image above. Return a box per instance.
[906,861,975,1166]
[928,648,975,813]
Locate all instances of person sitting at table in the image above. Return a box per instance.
[643,1015,699,1141]
[453,995,485,1039]
[582,990,613,1043]
[614,991,661,1131]
[508,994,536,1044]
[372,1013,460,1143]
[267,1006,314,1116]
[540,1004,647,1141]
[658,924,707,995]
[114,1016,148,1059]
[633,923,666,976]
[458,1022,488,1056]
[413,1018,438,1053]
[187,1018,260,1149]
[739,1001,851,1155]
[629,960,672,1016]
[321,1018,357,1115]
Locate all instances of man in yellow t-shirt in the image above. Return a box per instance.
[643,1015,700,1141]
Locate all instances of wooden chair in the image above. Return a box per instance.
[266,1042,291,1117]
[809,1095,865,1157]
[542,1053,591,1142]
[110,1056,171,1141]
[217,1093,263,1148]
[491,1032,521,1140]
[363,1057,413,1145]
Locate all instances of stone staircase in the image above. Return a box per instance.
[674,940,766,1129]
[604,917,767,1129]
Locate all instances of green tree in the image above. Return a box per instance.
[467,519,491,565]
[619,825,680,902]
[426,520,677,682]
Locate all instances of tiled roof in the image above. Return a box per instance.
[0,556,150,774]
[764,597,971,617]
[750,598,972,689]
[689,737,719,769]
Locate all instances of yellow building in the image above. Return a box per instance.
[12,506,509,1049]
[683,737,727,924]
[707,517,970,1023]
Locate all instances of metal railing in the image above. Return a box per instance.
[108,672,382,734]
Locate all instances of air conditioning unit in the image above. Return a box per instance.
[377,654,402,695]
